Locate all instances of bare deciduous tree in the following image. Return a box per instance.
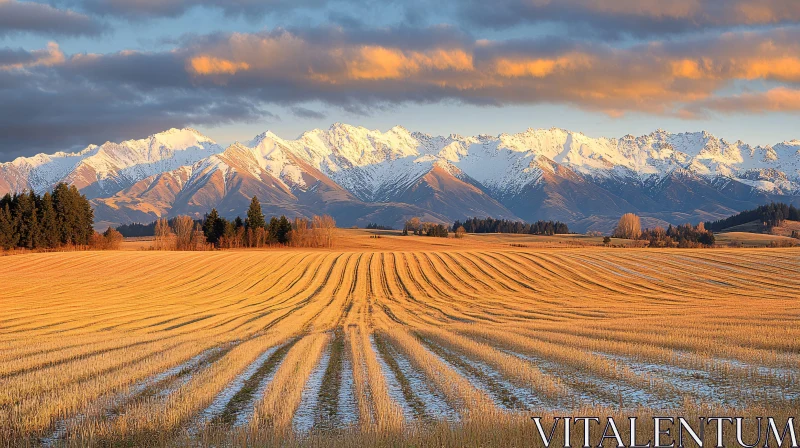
[612,213,642,239]
[312,215,336,248]
[289,217,311,247]
[173,216,195,251]
[153,218,173,250]
[103,227,123,250]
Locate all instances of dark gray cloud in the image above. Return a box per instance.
[0,0,105,37]
[34,0,800,38]
[53,0,335,19]
[0,47,41,65]
[290,107,326,120]
[0,49,270,159]
[455,0,800,38]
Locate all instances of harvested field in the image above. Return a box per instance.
[1,235,799,446]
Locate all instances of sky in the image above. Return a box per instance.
[2,0,800,160]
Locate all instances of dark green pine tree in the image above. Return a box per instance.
[39,192,59,248]
[51,183,94,246]
[76,186,95,245]
[266,216,278,242]
[15,191,42,249]
[0,193,10,210]
[52,183,74,244]
[203,208,226,245]
[276,215,292,244]
[234,216,244,229]
[0,203,18,250]
[245,196,265,230]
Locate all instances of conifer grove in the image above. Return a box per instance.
[0,183,94,250]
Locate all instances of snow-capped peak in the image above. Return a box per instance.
[0,128,222,197]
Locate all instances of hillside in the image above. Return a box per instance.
[706,202,800,234]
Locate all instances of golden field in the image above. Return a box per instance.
[1,230,799,447]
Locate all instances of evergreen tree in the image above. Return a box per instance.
[245,196,265,230]
[203,208,226,245]
[267,216,280,242]
[276,215,292,244]
[0,193,10,210]
[76,186,95,245]
[15,191,42,249]
[52,183,75,244]
[0,204,18,250]
[39,192,59,248]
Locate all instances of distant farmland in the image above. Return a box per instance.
[1,238,799,446]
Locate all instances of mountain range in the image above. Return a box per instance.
[2,124,799,233]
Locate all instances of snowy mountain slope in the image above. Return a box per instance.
[0,128,222,199]
[388,162,521,222]
[4,124,800,232]
[92,138,449,229]
[249,124,800,200]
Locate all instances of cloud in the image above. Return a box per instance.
[686,87,800,116]
[0,0,105,37]
[4,26,800,158]
[290,107,326,119]
[175,28,800,114]
[0,47,270,158]
[56,0,330,19]
[456,0,800,37]
[0,42,65,70]
[25,0,800,42]
[189,56,250,76]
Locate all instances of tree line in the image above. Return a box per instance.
[611,213,715,248]
[402,217,449,238]
[452,217,570,235]
[640,223,715,248]
[0,184,104,251]
[151,196,337,250]
[705,202,800,232]
[365,223,394,230]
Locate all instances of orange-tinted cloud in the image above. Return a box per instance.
[175,29,800,117]
[0,42,64,70]
[691,87,800,114]
[344,47,474,80]
[493,53,592,78]
[739,57,800,82]
[189,56,250,75]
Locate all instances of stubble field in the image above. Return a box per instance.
[1,231,799,447]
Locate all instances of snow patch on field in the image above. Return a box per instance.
[337,355,359,428]
[501,349,662,410]
[42,347,220,446]
[421,340,543,412]
[374,336,458,421]
[292,347,331,433]
[196,345,281,424]
[371,337,418,421]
